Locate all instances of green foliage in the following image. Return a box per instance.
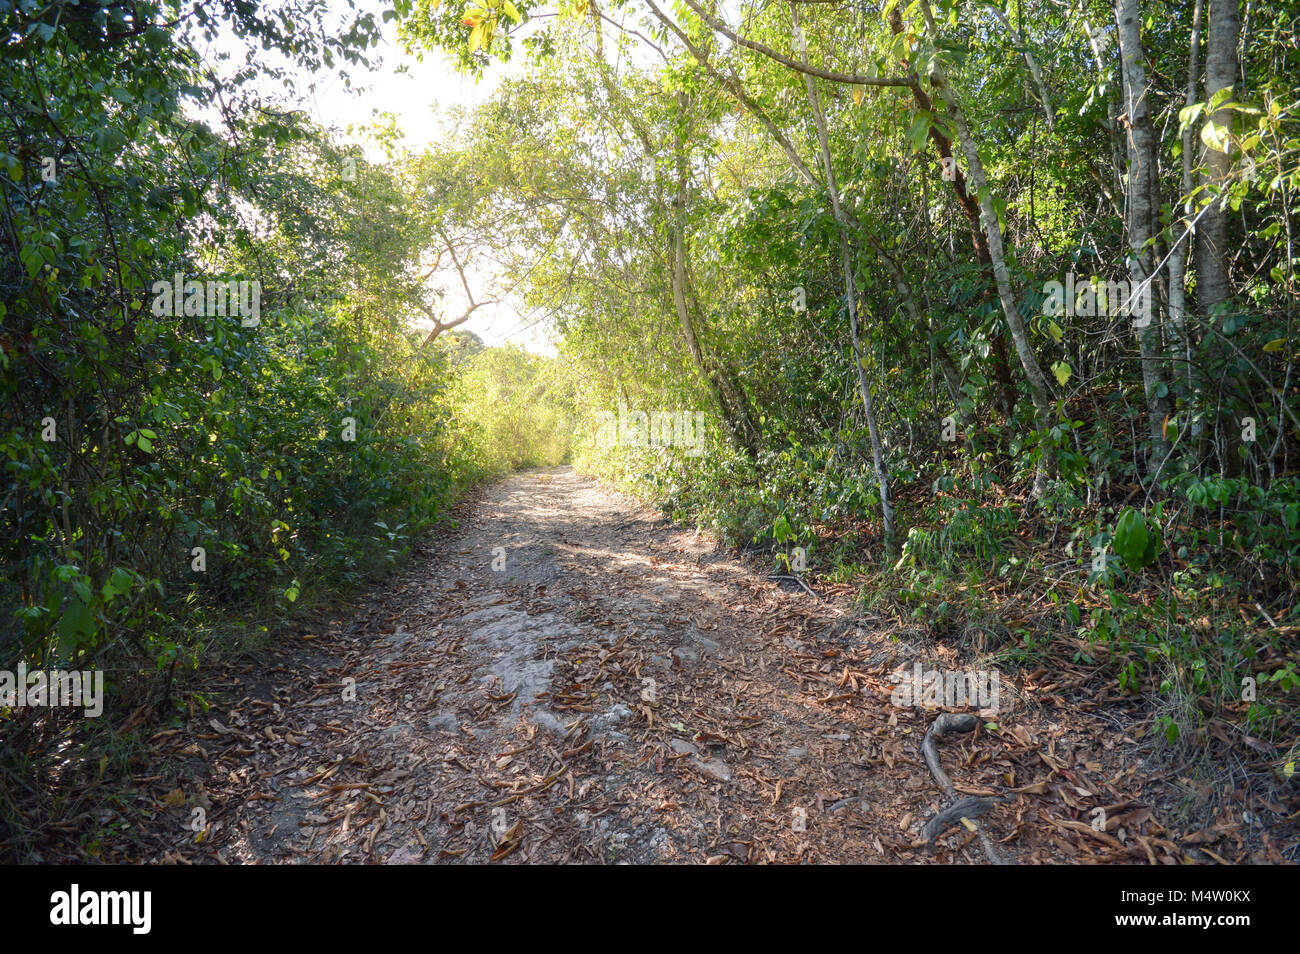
[5,0,1299,854]
[407,0,1300,762]
[453,344,574,473]
[1112,508,1160,571]
[0,0,483,855]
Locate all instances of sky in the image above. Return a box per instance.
[209,0,556,355]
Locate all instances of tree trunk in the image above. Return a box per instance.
[1196,0,1243,472]
[670,94,759,453]
[887,6,1018,422]
[1115,0,1173,466]
[792,5,896,546]
[1167,0,1203,390]
[914,0,1056,496]
[1081,17,1128,219]
[1196,0,1240,317]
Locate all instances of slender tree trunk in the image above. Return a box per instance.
[988,5,1055,134]
[914,0,1056,496]
[594,17,759,453]
[1196,0,1240,316]
[888,6,1018,422]
[1081,18,1128,221]
[1115,0,1173,466]
[1168,0,1203,389]
[669,95,759,453]
[1196,0,1242,472]
[792,5,895,546]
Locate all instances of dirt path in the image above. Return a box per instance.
[138,467,1226,864]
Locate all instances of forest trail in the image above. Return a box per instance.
[144,468,1186,864]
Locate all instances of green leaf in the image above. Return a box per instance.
[102,567,135,601]
[773,514,794,544]
[19,244,42,278]
[1113,508,1159,570]
[906,114,931,153]
[1200,119,1232,154]
[58,596,94,653]
[992,194,1008,233]
[1178,102,1205,130]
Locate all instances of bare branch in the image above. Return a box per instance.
[419,299,497,347]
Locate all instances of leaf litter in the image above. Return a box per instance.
[113,468,1294,864]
